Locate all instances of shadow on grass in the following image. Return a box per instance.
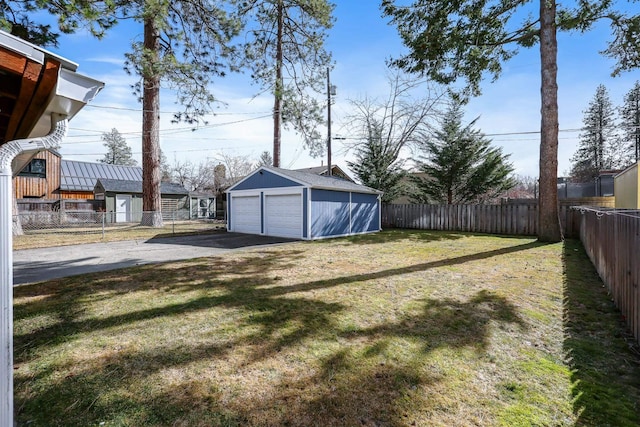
[345,289,527,353]
[14,236,540,426]
[562,239,640,426]
[315,228,467,245]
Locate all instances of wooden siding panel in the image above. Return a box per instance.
[60,191,94,200]
[13,150,60,199]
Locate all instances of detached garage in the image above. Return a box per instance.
[226,166,382,240]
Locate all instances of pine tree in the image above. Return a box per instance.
[570,85,619,182]
[240,0,334,166]
[412,102,515,204]
[258,151,273,167]
[620,81,640,163]
[99,128,137,166]
[382,0,640,241]
[347,120,406,203]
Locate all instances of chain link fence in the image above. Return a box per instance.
[14,210,225,238]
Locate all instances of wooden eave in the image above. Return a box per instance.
[0,44,60,145]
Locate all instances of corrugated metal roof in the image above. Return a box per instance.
[60,160,142,192]
[96,178,189,195]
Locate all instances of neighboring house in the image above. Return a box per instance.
[226,166,382,240]
[614,162,640,209]
[94,178,190,222]
[15,154,214,217]
[60,159,142,199]
[13,154,142,201]
[293,164,354,182]
[558,170,619,199]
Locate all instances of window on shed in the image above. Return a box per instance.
[18,158,46,178]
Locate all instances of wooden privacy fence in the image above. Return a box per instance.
[577,207,640,343]
[382,203,580,237]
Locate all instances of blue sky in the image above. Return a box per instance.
[44,1,640,179]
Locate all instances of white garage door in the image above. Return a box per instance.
[231,195,261,234]
[265,194,302,238]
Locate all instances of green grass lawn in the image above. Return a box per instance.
[13,230,640,426]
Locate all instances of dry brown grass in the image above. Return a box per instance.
[13,220,225,250]
[13,230,640,426]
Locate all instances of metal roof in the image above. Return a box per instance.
[61,160,142,192]
[96,178,189,195]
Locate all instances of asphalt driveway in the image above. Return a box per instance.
[13,232,297,285]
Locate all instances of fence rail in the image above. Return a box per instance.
[382,203,580,237]
[576,207,640,343]
[14,210,215,237]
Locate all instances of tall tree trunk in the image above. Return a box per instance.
[141,16,163,227]
[538,0,562,242]
[272,0,283,168]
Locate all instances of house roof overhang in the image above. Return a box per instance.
[0,30,104,174]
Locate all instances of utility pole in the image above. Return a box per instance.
[326,67,336,176]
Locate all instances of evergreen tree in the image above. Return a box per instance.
[570,85,618,182]
[347,120,406,203]
[99,128,137,166]
[240,0,334,166]
[382,0,640,241]
[412,102,515,204]
[620,81,640,163]
[258,151,273,166]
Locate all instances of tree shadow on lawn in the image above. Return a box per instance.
[562,239,640,426]
[315,228,467,245]
[15,240,538,426]
[327,228,535,247]
[13,249,306,356]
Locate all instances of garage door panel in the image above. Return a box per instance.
[231,195,261,234]
[265,194,302,239]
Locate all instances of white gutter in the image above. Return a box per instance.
[0,115,68,426]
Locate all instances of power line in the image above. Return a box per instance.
[66,114,273,138]
[83,103,272,116]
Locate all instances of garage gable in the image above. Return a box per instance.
[230,169,302,191]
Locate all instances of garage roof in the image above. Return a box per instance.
[95,178,189,195]
[228,166,382,195]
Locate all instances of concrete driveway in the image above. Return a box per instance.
[13,232,297,285]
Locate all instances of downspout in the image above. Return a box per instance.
[0,114,67,427]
